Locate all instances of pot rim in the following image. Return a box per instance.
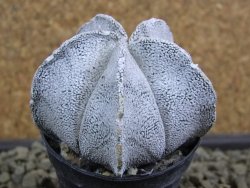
[43,134,200,182]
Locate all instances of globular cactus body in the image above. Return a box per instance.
[31,14,216,175]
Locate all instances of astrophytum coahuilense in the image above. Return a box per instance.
[30,14,216,175]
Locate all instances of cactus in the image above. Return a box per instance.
[30,14,216,175]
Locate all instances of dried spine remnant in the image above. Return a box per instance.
[31,14,216,175]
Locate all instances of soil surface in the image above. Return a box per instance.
[59,142,185,177]
[0,142,249,188]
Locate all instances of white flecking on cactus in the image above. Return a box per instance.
[30,14,216,176]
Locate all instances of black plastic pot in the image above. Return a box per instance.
[43,135,200,188]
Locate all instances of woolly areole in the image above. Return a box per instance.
[30,14,216,175]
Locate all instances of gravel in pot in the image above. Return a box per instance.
[42,135,200,188]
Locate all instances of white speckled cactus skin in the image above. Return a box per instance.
[30,14,216,175]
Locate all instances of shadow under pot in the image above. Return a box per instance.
[42,134,200,188]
